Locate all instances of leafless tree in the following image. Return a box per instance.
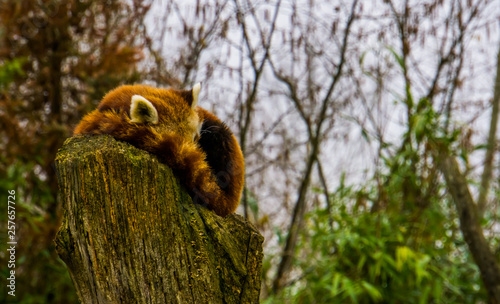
[142,0,500,301]
[264,0,360,292]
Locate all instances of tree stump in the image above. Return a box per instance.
[54,135,264,304]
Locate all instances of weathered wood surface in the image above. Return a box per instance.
[54,135,263,304]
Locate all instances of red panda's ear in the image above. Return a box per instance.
[177,82,201,109]
[130,95,159,124]
[191,82,201,109]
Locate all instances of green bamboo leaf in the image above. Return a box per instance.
[361,128,370,143]
[387,46,405,70]
[415,255,431,285]
[396,246,412,271]
[331,273,341,296]
[361,281,382,302]
[413,113,428,143]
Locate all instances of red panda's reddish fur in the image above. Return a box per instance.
[73,84,244,217]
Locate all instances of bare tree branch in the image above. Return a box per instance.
[270,0,359,292]
[478,43,500,217]
[233,0,282,218]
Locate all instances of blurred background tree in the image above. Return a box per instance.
[1,0,499,303]
[0,0,150,302]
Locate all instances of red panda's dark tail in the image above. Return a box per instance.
[196,108,245,215]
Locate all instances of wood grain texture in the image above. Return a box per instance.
[54,135,263,304]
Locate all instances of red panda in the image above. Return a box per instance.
[73,84,244,217]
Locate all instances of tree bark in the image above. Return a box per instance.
[54,135,264,304]
[437,152,500,304]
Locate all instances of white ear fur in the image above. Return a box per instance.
[191,82,201,109]
[130,95,158,124]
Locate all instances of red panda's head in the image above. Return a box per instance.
[85,83,203,141]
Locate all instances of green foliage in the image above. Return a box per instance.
[269,178,485,303]
[267,46,491,304]
[0,58,26,90]
[0,161,78,303]
[1,56,77,303]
